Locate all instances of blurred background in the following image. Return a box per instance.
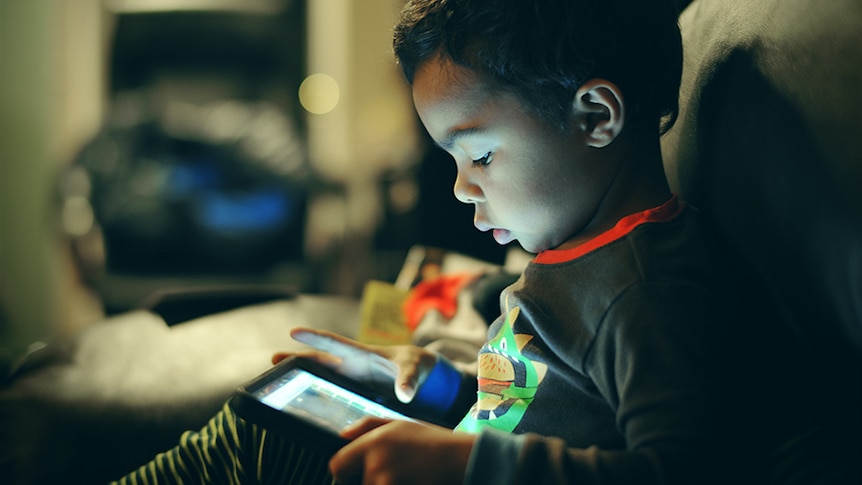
[0,0,508,364]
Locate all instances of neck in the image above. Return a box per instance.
[604,129,673,217]
[557,128,671,250]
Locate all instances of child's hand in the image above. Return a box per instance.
[330,417,474,485]
[272,327,438,403]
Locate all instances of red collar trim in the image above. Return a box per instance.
[534,195,683,265]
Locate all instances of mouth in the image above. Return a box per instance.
[491,228,514,245]
[475,220,514,245]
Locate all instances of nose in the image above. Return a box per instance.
[453,171,484,204]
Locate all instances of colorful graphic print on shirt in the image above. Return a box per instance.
[456,305,548,433]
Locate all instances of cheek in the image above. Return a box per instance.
[500,170,581,229]
[485,183,546,225]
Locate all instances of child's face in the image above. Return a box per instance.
[412,56,612,253]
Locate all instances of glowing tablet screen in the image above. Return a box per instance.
[253,368,413,434]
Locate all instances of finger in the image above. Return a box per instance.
[389,350,436,403]
[329,427,376,484]
[291,328,399,379]
[291,328,375,357]
[339,416,392,440]
[270,350,343,368]
[394,374,419,403]
[271,352,290,365]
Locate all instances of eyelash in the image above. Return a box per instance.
[472,152,493,167]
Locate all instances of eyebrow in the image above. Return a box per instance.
[437,126,486,151]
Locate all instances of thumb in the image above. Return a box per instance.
[394,377,418,403]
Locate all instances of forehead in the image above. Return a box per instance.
[411,56,494,143]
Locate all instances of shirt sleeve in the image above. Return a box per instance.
[412,354,479,426]
[587,281,726,483]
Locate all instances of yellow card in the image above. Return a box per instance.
[357,280,412,345]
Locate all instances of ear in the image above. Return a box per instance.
[572,79,625,148]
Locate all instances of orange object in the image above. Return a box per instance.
[402,273,480,330]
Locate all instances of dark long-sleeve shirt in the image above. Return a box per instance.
[461,196,735,484]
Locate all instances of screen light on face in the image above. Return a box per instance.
[299,73,340,115]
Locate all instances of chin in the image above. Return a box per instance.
[516,241,544,255]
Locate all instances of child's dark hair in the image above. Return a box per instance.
[393,0,683,134]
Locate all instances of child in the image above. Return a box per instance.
[115,0,738,483]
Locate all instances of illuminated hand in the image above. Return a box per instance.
[330,417,474,485]
[272,327,438,403]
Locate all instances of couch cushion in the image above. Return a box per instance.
[661,0,862,482]
[663,0,862,360]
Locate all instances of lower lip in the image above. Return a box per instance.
[492,228,513,245]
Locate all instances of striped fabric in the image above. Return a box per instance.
[112,402,334,485]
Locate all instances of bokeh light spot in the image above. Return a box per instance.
[299,73,340,115]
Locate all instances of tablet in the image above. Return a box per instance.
[229,356,418,456]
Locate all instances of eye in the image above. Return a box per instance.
[472,152,493,167]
